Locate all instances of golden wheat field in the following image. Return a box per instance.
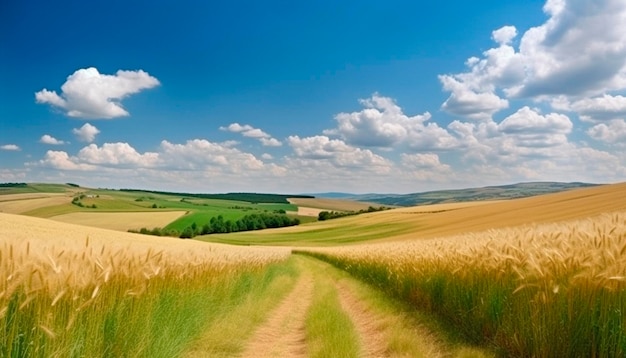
[0,212,289,290]
[287,197,378,212]
[298,183,626,356]
[0,194,72,215]
[49,211,188,231]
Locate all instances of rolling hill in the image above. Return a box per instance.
[315,181,599,206]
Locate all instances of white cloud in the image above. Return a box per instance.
[498,107,572,148]
[440,1,626,119]
[260,138,282,147]
[492,25,517,45]
[439,76,509,121]
[552,94,626,122]
[34,139,275,175]
[77,143,160,167]
[327,94,458,150]
[401,153,448,169]
[40,135,65,145]
[220,122,283,146]
[35,67,159,119]
[73,123,100,143]
[38,151,96,171]
[287,135,392,172]
[159,139,268,172]
[1,144,20,151]
[401,153,453,182]
[513,0,626,97]
[0,169,26,182]
[587,119,626,144]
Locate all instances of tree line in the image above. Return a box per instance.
[130,212,300,239]
[317,206,390,221]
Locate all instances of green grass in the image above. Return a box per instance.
[295,212,626,358]
[305,273,361,358]
[1,255,292,358]
[196,220,415,246]
[18,188,301,229]
[0,183,72,195]
[298,255,495,358]
[182,256,300,357]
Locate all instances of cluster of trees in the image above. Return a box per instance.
[318,206,389,221]
[0,182,27,187]
[131,213,300,239]
[129,227,180,237]
[71,194,97,209]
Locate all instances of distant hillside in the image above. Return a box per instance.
[0,182,76,194]
[319,182,599,207]
[119,189,313,204]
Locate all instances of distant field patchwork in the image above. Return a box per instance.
[0,193,71,214]
[50,211,188,231]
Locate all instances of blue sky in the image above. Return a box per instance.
[1,0,625,194]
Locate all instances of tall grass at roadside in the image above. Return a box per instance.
[297,212,626,357]
[0,234,289,357]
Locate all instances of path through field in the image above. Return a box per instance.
[232,256,491,358]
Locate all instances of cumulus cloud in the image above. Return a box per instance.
[327,94,458,150]
[587,120,626,144]
[492,25,517,45]
[439,76,509,121]
[498,107,572,148]
[0,169,26,182]
[1,144,20,151]
[440,1,626,119]
[401,153,453,181]
[35,67,159,119]
[40,135,65,145]
[287,135,391,172]
[77,143,160,167]
[34,139,275,177]
[38,151,96,171]
[513,0,626,97]
[552,94,626,122]
[73,123,100,143]
[220,123,282,146]
[159,139,267,172]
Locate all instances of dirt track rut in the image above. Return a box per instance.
[240,264,393,357]
[239,273,314,358]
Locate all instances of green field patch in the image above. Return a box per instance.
[197,221,416,246]
[23,203,82,218]
[0,183,72,195]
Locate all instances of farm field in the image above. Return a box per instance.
[0,193,72,214]
[201,182,626,246]
[0,212,491,357]
[1,182,625,356]
[0,184,324,233]
[49,211,188,231]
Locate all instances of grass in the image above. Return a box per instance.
[305,273,361,358]
[0,183,71,195]
[182,256,301,357]
[297,255,495,358]
[11,188,300,232]
[297,211,626,357]
[0,212,291,357]
[197,219,416,246]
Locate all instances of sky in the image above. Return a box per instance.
[1,0,626,194]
